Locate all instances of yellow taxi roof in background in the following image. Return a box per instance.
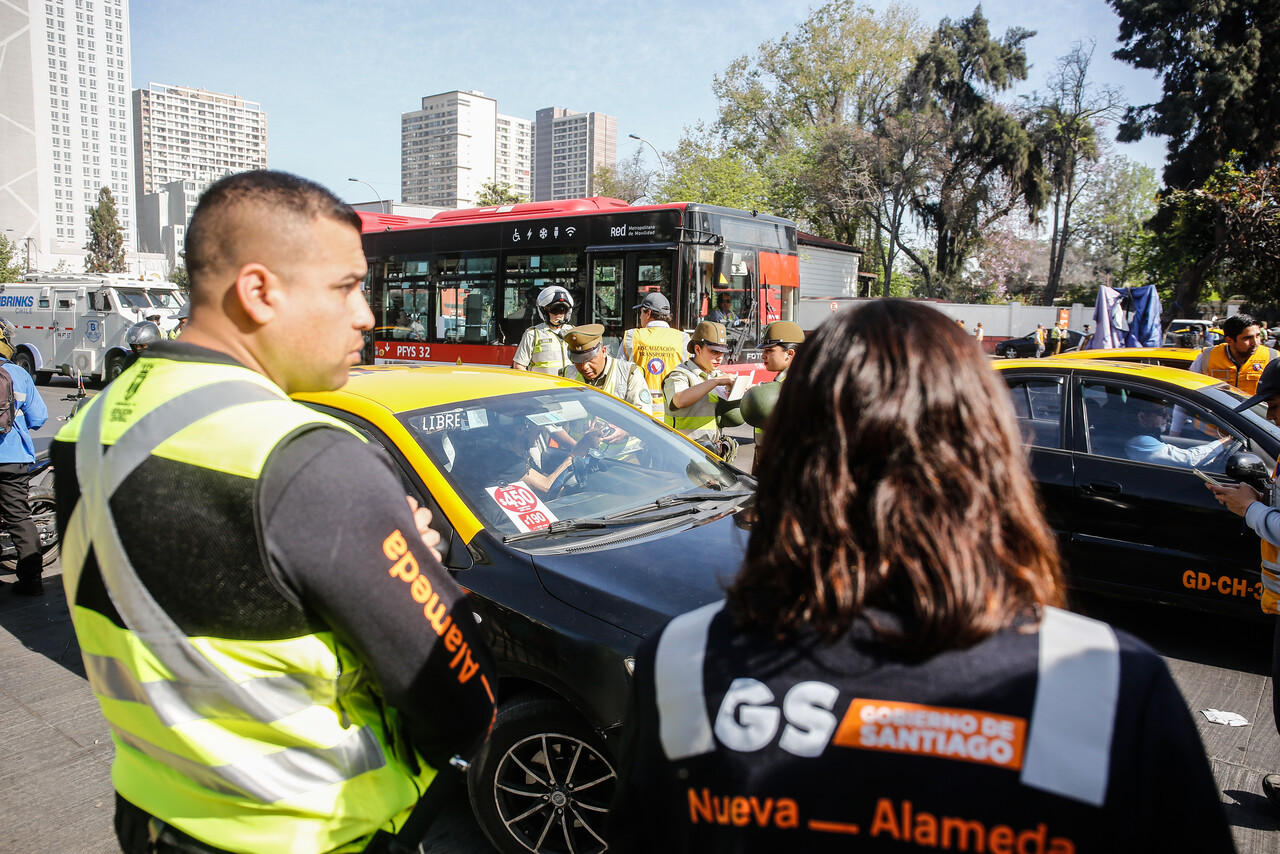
[993,357,1227,391]
[1053,346,1200,364]
[294,364,580,415]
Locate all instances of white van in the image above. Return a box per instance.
[0,273,184,383]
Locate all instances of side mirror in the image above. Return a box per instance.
[1227,452,1271,495]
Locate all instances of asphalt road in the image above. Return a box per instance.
[5,382,1277,852]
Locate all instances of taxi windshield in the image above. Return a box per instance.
[399,387,746,538]
[1205,384,1280,446]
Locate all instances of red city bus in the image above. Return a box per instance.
[359,197,799,379]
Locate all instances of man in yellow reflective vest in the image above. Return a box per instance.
[664,321,737,459]
[1189,313,1279,395]
[52,171,497,854]
[1206,360,1280,812]
[620,292,688,418]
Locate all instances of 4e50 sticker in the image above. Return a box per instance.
[1181,570,1262,600]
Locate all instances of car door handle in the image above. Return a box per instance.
[1084,480,1122,495]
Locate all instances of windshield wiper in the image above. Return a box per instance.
[603,489,751,520]
[502,502,717,544]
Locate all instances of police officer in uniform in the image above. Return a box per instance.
[1189,312,1280,394]
[610,300,1232,853]
[53,171,497,854]
[560,323,652,412]
[750,320,804,474]
[512,285,575,374]
[1207,360,1280,812]
[620,292,688,418]
[664,321,737,460]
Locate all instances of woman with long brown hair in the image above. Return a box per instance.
[609,300,1230,853]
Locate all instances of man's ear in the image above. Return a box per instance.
[233,262,278,325]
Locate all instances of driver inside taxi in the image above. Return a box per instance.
[1124,398,1233,468]
[469,417,605,497]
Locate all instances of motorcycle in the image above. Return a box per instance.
[0,366,89,570]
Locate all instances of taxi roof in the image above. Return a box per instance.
[993,357,1226,391]
[1052,346,1200,363]
[294,364,581,414]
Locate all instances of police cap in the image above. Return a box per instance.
[565,324,606,364]
[689,321,729,354]
[758,320,805,350]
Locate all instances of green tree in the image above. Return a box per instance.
[474,180,525,206]
[654,123,770,209]
[592,150,651,203]
[710,0,927,242]
[900,7,1047,295]
[1110,0,1280,322]
[0,235,24,283]
[1073,155,1158,288]
[168,265,190,293]
[1028,41,1120,305]
[84,186,126,273]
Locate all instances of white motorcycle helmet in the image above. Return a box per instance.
[536,286,574,326]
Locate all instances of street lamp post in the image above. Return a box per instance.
[347,178,384,211]
[628,134,668,178]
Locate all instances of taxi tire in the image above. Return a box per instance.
[468,694,617,854]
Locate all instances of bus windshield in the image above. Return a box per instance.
[115,289,152,310]
[148,290,183,309]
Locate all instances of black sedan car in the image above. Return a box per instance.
[995,328,1085,358]
[995,359,1280,619]
[297,365,751,854]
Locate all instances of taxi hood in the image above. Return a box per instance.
[529,511,747,640]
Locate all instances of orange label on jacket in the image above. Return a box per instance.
[833,699,1027,770]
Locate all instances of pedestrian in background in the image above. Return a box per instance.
[974,321,984,344]
[1189,312,1279,395]
[609,299,1232,853]
[0,323,48,596]
[1034,323,1046,357]
[1207,359,1280,812]
[620,292,688,418]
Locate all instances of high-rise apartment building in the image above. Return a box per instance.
[531,107,617,202]
[133,83,267,211]
[0,0,135,270]
[495,114,532,200]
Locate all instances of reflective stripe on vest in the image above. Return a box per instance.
[60,360,431,851]
[528,324,572,374]
[652,603,1119,807]
[664,363,720,439]
[632,326,685,418]
[1205,344,1272,395]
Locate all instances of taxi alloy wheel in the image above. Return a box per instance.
[469,695,616,854]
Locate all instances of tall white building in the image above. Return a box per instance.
[495,113,531,200]
[401,90,532,208]
[0,0,135,271]
[132,83,267,209]
[532,107,617,201]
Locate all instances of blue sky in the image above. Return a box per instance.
[128,0,1169,205]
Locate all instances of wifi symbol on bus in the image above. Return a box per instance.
[564,227,577,237]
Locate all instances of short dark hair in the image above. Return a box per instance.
[645,307,673,322]
[728,300,1064,654]
[185,171,360,293]
[1223,313,1259,340]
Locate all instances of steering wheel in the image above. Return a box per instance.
[548,455,590,499]
[1203,436,1242,469]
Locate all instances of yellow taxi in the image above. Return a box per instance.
[295,364,753,854]
[993,358,1279,618]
